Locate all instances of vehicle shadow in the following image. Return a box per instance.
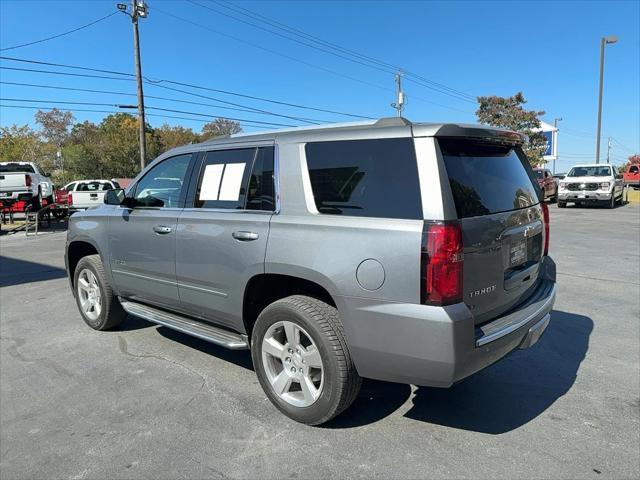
[156,326,254,371]
[326,310,591,432]
[0,256,67,287]
[404,310,592,433]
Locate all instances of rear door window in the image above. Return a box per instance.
[305,138,422,220]
[246,146,275,211]
[439,138,539,218]
[195,148,255,209]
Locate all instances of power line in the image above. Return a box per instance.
[0,98,299,127]
[0,12,118,52]
[0,104,279,130]
[189,0,476,103]
[0,81,325,123]
[0,55,374,119]
[611,138,638,154]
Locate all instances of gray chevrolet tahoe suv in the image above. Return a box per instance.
[66,117,556,425]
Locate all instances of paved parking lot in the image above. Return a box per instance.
[1,203,639,479]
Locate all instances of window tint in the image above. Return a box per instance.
[195,148,255,209]
[305,138,422,219]
[439,138,539,219]
[77,181,113,191]
[133,154,191,208]
[64,182,76,191]
[246,146,275,211]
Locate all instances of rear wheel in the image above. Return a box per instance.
[251,295,361,425]
[74,255,126,331]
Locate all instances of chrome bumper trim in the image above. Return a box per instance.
[476,283,556,347]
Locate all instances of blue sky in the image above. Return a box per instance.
[0,0,638,172]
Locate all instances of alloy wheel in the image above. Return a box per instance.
[77,268,102,321]
[261,320,324,408]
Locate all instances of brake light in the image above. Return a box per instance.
[421,222,463,306]
[68,193,73,205]
[541,202,550,255]
[25,174,32,187]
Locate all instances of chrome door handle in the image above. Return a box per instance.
[153,225,172,234]
[232,231,259,241]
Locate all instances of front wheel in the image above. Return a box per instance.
[251,295,361,425]
[607,195,615,209]
[74,255,126,330]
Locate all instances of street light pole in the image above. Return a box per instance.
[117,1,148,172]
[595,35,618,164]
[553,117,562,174]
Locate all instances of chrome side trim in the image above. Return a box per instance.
[476,283,557,347]
[120,299,249,349]
[112,269,176,286]
[178,282,228,298]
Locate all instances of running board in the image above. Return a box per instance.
[119,300,249,350]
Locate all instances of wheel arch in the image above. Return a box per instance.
[242,272,338,338]
[67,239,106,288]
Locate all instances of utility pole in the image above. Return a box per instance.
[391,72,405,117]
[606,137,612,164]
[595,35,618,164]
[553,117,562,174]
[117,1,148,171]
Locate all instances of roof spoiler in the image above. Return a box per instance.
[374,117,412,127]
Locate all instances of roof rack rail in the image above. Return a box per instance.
[374,117,412,127]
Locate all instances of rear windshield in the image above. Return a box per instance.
[567,166,611,177]
[0,163,35,173]
[439,138,539,219]
[76,181,112,191]
[305,138,422,220]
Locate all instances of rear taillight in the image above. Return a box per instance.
[68,193,73,205]
[541,202,550,255]
[421,222,464,306]
[25,174,31,187]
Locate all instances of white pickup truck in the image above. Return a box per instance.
[0,162,55,208]
[557,164,624,208]
[63,179,120,212]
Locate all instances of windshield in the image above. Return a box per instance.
[0,163,35,173]
[567,166,611,177]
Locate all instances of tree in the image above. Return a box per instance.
[155,124,200,152]
[619,154,640,173]
[0,125,45,163]
[475,92,547,165]
[201,118,242,140]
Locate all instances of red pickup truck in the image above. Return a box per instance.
[533,167,558,202]
[623,165,640,189]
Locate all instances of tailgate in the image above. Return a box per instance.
[72,191,105,208]
[0,173,28,190]
[438,137,544,325]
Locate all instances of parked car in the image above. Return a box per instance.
[65,118,556,425]
[533,167,558,202]
[623,164,640,189]
[558,164,624,208]
[62,179,120,212]
[0,161,55,209]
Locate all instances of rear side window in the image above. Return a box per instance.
[439,138,539,219]
[305,138,422,219]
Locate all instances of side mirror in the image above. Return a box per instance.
[104,188,126,205]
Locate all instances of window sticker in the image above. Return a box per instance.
[218,163,246,201]
[199,164,224,201]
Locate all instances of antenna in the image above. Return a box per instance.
[391,71,405,117]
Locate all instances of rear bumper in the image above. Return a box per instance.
[338,256,557,387]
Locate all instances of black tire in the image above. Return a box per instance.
[607,195,615,209]
[52,210,67,219]
[558,201,567,208]
[73,254,126,331]
[251,295,361,425]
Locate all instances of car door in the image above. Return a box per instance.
[108,153,195,310]
[176,146,275,331]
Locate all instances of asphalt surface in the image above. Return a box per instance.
[1,203,639,479]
